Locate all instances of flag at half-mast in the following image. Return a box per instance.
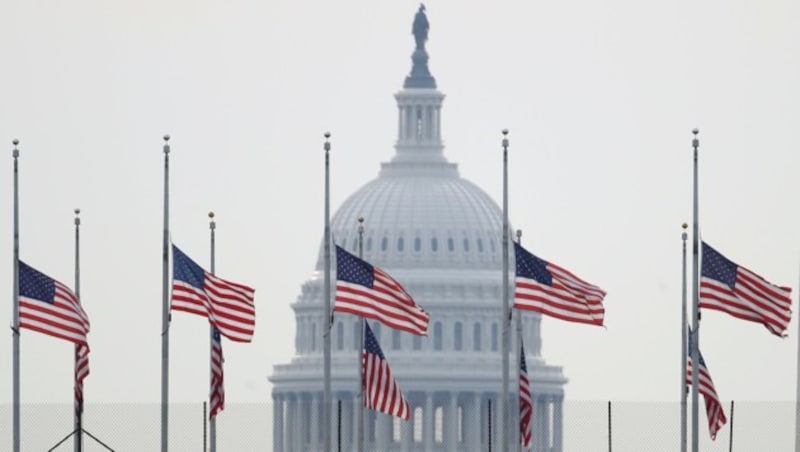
[686,328,727,440]
[699,242,792,337]
[512,242,606,326]
[18,261,91,412]
[362,322,410,420]
[209,327,224,419]
[519,341,533,449]
[334,245,429,335]
[171,244,256,342]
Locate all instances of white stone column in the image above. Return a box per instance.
[446,393,458,452]
[401,398,414,451]
[553,396,563,452]
[273,394,284,452]
[309,393,320,451]
[285,394,296,451]
[342,394,353,451]
[424,393,434,451]
[352,393,361,451]
[542,396,551,452]
[490,394,500,452]
[297,394,308,450]
[376,412,391,450]
[466,393,479,450]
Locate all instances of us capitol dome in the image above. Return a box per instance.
[270,6,567,451]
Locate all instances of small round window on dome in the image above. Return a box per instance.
[414,237,421,252]
[431,237,438,252]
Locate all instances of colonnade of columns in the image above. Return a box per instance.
[272,391,563,452]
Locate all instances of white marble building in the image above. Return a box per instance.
[270,7,567,451]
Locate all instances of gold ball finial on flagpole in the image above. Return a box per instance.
[358,216,364,224]
[208,211,215,219]
[681,222,688,230]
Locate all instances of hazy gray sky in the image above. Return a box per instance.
[1,0,798,415]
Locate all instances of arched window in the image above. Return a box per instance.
[336,322,344,351]
[397,237,404,252]
[431,237,438,252]
[354,321,361,350]
[366,237,373,251]
[454,322,463,351]
[448,237,455,252]
[414,237,422,252]
[311,322,317,352]
[473,323,482,351]
[477,238,484,253]
[381,237,388,251]
[463,238,470,252]
[434,322,443,351]
[392,329,401,350]
[413,335,422,351]
[491,323,498,352]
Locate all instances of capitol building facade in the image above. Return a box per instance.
[270,7,567,452]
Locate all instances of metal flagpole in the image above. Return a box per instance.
[728,400,734,452]
[501,129,510,452]
[357,217,365,452]
[12,139,21,452]
[323,132,333,452]
[161,134,171,452]
[209,211,217,452]
[690,129,701,452]
[795,266,800,452]
[681,222,688,452]
[74,208,83,452]
[515,228,523,452]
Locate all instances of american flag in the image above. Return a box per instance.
[686,328,727,440]
[519,341,533,449]
[171,244,256,342]
[362,322,410,420]
[335,246,429,335]
[700,242,792,337]
[75,344,89,415]
[18,261,91,414]
[209,327,224,419]
[512,242,606,326]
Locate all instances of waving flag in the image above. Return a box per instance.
[19,261,90,345]
[335,246,429,335]
[171,244,256,342]
[686,328,727,440]
[512,242,606,326]
[209,328,225,419]
[700,242,792,337]
[18,261,91,414]
[362,323,410,420]
[519,342,533,449]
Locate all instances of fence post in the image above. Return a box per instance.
[607,400,612,452]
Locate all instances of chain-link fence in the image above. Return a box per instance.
[0,401,795,451]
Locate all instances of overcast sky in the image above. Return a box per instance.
[1,0,798,417]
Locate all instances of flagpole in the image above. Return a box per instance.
[74,208,83,452]
[209,211,217,452]
[357,216,365,452]
[501,129,510,452]
[680,222,688,452]
[690,129,700,452]
[794,265,800,452]
[323,132,333,452]
[515,228,523,452]
[161,134,171,452]
[12,139,21,452]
